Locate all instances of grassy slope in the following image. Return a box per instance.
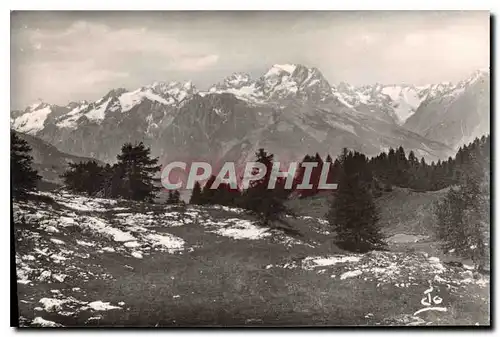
[286,187,447,234]
[376,187,449,236]
[287,188,449,254]
[14,189,489,327]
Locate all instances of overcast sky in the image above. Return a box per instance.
[11,11,490,109]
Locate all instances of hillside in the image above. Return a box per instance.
[287,187,446,234]
[14,189,489,327]
[13,131,102,186]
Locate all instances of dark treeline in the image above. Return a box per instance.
[369,135,490,191]
[58,135,490,206]
[292,153,337,198]
[293,134,490,197]
[189,177,241,207]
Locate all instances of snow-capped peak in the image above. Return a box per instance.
[27,100,48,112]
[462,68,490,86]
[333,83,429,124]
[103,88,127,100]
[12,102,53,134]
[51,81,198,130]
[149,81,197,103]
[66,100,89,110]
[204,64,334,103]
[257,64,334,102]
[223,72,252,87]
[183,80,194,90]
[331,70,488,125]
[264,64,297,77]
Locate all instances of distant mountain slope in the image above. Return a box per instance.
[404,69,490,149]
[13,131,102,185]
[331,82,458,125]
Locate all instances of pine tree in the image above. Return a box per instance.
[11,132,41,199]
[213,182,241,207]
[415,157,430,191]
[307,153,324,196]
[195,176,241,206]
[328,149,386,253]
[435,138,490,271]
[242,148,291,227]
[407,150,420,189]
[189,181,203,205]
[199,175,217,205]
[394,146,409,186]
[387,147,397,180]
[435,177,489,271]
[408,150,418,166]
[99,163,126,199]
[325,154,337,187]
[432,160,446,190]
[446,156,457,186]
[292,153,325,198]
[166,190,181,204]
[115,142,161,202]
[293,154,312,196]
[61,160,105,196]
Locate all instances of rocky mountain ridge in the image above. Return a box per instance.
[11,64,489,164]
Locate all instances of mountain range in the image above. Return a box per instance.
[11,64,490,168]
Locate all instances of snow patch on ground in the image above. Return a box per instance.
[340,269,363,280]
[268,251,489,289]
[209,205,246,214]
[39,297,67,312]
[124,241,140,248]
[40,191,117,212]
[145,233,185,253]
[386,234,429,244]
[32,316,63,327]
[77,240,95,247]
[50,238,65,245]
[84,216,136,242]
[206,218,271,240]
[87,301,122,311]
[303,255,362,269]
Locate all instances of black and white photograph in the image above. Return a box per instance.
[10,10,490,327]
